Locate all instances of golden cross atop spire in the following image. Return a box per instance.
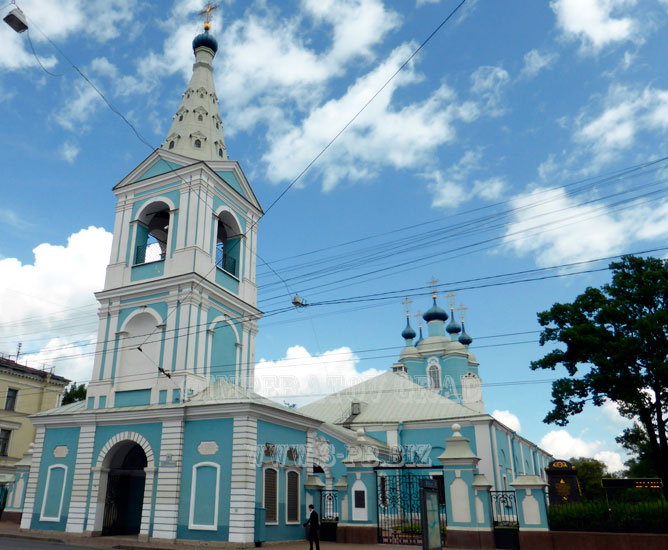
[445,290,457,309]
[401,297,413,317]
[414,310,423,328]
[456,304,468,322]
[427,276,439,298]
[199,2,218,31]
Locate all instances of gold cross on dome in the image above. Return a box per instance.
[427,276,439,297]
[414,310,423,328]
[445,290,457,309]
[199,2,218,30]
[456,304,468,322]
[401,297,413,317]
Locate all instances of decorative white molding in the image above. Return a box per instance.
[188,462,220,531]
[53,446,68,459]
[197,441,219,456]
[39,465,68,522]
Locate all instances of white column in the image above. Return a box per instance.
[151,420,185,540]
[65,425,96,533]
[20,426,45,529]
[228,416,257,543]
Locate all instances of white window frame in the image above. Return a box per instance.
[188,461,220,531]
[285,468,300,525]
[427,359,441,390]
[40,464,68,522]
[263,466,279,525]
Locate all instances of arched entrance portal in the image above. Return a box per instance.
[102,441,147,536]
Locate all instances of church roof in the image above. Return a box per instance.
[299,371,484,424]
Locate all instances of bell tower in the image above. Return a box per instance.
[86,20,263,410]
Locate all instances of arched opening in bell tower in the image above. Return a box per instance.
[134,201,170,265]
[101,441,147,536]
[215,211,241,277]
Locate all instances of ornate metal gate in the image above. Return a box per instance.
[489,490,520,550]
[376,468,446,545]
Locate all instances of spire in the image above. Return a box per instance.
[161,14,228,162]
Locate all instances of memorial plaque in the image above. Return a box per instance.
[545,459,581,505]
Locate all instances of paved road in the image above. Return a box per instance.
[0,537,99,550]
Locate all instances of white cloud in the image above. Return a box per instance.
[521,49,558,78]
[0,208,30,230]
[254,345,383,407]
[492,409,521,432]
[503,185,668,266]
[53,81,103,131]
[594,450,625,472]
[263,42,478,191]
[540,429,624,472]
[470,65,510,116]
[576,85,668,168]
[551,0,640,51]
[0,0,137,71]
[601,400,630,425]
[60,141,80,163]
[0,227,112,382]
[427,150,506,208]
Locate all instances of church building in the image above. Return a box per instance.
[11,19,551,546]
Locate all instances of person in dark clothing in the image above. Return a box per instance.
[303,504,320,550]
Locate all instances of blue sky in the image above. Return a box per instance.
[3,0,668,471]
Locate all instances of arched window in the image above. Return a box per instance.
[218,148,223,157]
[215,212,241,277]
[198,114,203,121]
[428,364,440,389]
[134,202,170,265]
[194,139,201,148]
[286,470,299,524]
[216,122,219,129]
[168,141,174,149]
[179,114,183,121]
[263,467,278,524]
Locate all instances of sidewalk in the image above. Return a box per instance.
[0,522,412,550]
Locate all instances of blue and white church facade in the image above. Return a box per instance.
[13,24,552,548]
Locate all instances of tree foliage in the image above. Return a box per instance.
[532,256,668,498]
[62,383,87,405]
[616,423,658,478]
[569,457,607,501]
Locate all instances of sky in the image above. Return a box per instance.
[2,0,668,473]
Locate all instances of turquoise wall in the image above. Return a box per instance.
[31,427,80,531]
[256,421,307,541]
[209,320,238,381]
[115,389,152,407]
[176,418,233,540]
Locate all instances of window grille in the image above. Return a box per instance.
[286,471,299,523]
[264,468,278,523]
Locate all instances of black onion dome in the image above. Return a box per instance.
[458,321,472,346]
[423,297,448,323]
[193,31,218,54]
[446,308,461,334]
[401,318,416,340]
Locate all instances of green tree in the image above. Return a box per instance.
[569,457,607,501]
[62,383,86,405]
[616,423,658,479]
[531,256,668,499]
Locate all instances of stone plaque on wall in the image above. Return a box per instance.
[198,441,219,456]
[53,446,68,459]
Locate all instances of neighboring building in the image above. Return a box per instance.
[16,22,551,546]
[0,356,69,519]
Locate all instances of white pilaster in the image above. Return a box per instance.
[228,416,257,543]
[65,425,96,533]
[20,426,45,529]
[151,420,185,540]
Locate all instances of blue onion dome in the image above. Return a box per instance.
[423,296,448,323]
[401,317,416,340]
[446,308,461,334]
[193,30,218,54]
[458,321,472,346]
[415,325,424,345]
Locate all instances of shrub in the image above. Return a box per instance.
[548,500,668,533]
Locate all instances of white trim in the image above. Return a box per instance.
[133,196,177,222]
[39,464,68,522]
[188,461,220,531]
[284,468,300,525]
[427,358,441,390]
[262,465,279,525]
[351,479,368,522]
[118,307,164,333]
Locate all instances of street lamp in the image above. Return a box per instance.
[3,7,28,33]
